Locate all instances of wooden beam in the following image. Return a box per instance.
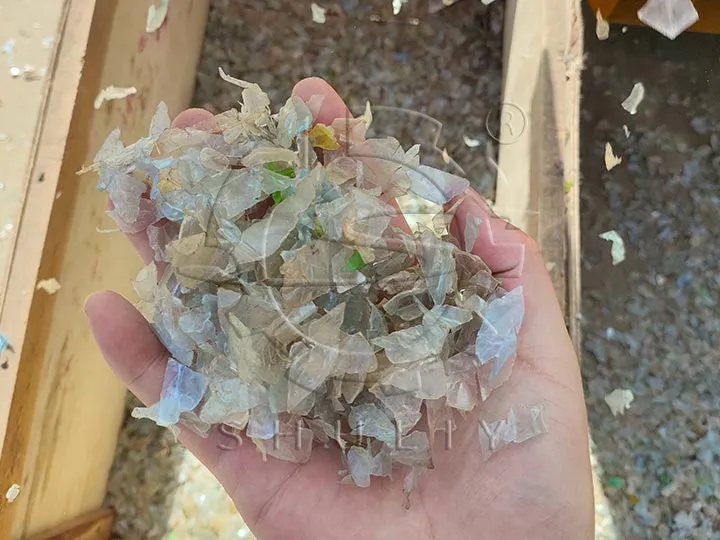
[0,0,209,537]
[495,0,583,350]
[27,509,114,540]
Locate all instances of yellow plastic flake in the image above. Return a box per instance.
[309,123,341,150]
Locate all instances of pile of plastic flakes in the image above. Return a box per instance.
[84,71,545,497]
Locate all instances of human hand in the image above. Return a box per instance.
[85,78,594,540]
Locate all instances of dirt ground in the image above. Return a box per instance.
[104,1,719,538]
[580,5,720,539]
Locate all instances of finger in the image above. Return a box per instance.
[172,108,214,129]
[450,190,575,361]
[292,77,351,124]
[293,78,411,233]
[450,189,537,289]
[84,291,324,524]
[110,109,214,265]
[84,292,251,485]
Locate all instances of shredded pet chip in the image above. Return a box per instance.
[605,389,634,416]
[604,142,622,171]
[146,0,169,33]
[311,3,326,24]
[595,9,610,40]
[94,86,137,110]
[463,135,481,148]
[5,483,20,503]
[638,0,698,40]
[621,83,645,115]
[36,278,61,295]
[599,230,626,265]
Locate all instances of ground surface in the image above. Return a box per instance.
[104,1,719,539]
[581,9,720,539]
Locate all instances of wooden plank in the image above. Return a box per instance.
[0,0,66,314]
[0,0,209,537]
[495,0,583,350]
[27,509,114,540]
[0,0,88,462]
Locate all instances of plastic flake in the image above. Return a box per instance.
[622,82,645,115]
[604,142,622,171]
[637,0,698,40]
[596,9,610,40]
[36,278,61,295]
[605,388,634,416]
[94,86,138,110]
[146,0,169,33]
[5,483,20,503]
[86,74,537,493]
[599,230,626,265]
[311,3,327,24]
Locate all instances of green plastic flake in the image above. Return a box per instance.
[659,471,672,487]
[346,250,366,271]
[272,190,289,204]
[606,476,625,489]
[265,161,296,178]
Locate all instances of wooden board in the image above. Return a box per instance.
[589,0,720,35]
[495,0,583,351]
[0,0,209,537]
[0,0,66,315]
[27,509,114,540]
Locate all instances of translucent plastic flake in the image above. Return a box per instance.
[87,74,539,493]
[310,3,327,24]
[475,287,524,376]
[133,359,208,427]
[621,82,645,115]
[5,483,20,503]
[604,142,622,171]
[599,230,626,265]
[637,0,698,40]
[478,405,548,460]
[604,388,634,416]
[36,278,61,295]
[94,86,138,110]
[464,214,482,251]
[595,9,610,41]
[146,0,169,33]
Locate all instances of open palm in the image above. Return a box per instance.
[86,78,594,540]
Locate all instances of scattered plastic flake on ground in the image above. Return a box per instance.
[604,389,634,416]
[310,3,326,24]
[604,142,622,171]
[583,27,720,537]
[595,9,610,41]
[599,230,626,265]
[621,82,645,115]
[88,68,538,499]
